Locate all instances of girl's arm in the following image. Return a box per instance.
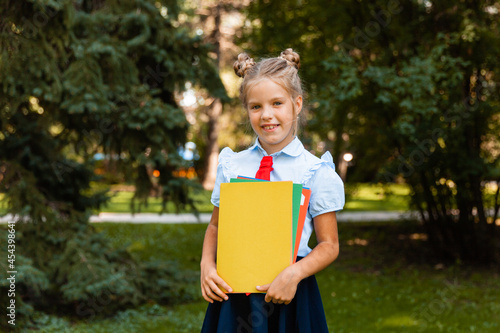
[200,206,233,303]
[256,211,339,304]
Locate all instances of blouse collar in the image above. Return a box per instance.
[249,137,304,157]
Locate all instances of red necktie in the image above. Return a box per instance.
[255,156,273,180]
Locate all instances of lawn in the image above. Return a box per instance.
[91,182,411,214]
[96,188,215,214]
[0,182,412,215]
[29,222,500,332]
[0,193,6,214]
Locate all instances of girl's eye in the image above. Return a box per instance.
[274,101,282,106]
[251,105,261,110]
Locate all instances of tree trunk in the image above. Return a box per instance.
[202,3,222,191]
[202,99,223,190]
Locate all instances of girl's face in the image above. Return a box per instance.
[246,79,302,155]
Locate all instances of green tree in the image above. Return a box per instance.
[243,0,500,263]
[0,0,226,329]
[178,0,252,190]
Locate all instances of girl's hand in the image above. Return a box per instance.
[200,260,232,303]
[256,265,301,305]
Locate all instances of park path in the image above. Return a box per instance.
[0,211,420,224]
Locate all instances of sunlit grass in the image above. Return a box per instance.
[0,183,411,215]
[96,189,214,214]
[39,222,500,333]
[0,193,5,214]
[344,183,411,211]
[3,181,497,216]
[94,182,411,214]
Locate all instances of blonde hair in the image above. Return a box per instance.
[233,48,303,112]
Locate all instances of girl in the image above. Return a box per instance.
[200,48,344,333]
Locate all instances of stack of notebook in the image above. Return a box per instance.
[216,176,311,293]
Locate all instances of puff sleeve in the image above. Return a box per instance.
[305,152,345,218]
[210,147,235,207]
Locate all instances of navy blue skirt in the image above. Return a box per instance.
[201,258,329,333]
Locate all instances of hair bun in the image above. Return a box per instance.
[279,48,300,69]
[233,53,256,78]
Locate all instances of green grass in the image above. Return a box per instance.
[32,222,500,332]
[3,181,497,215]
[97,190,214,214]
[0,193,6,214]
[0,189,215,215]
[91,182,411,214]
[0,183,411,215]
[344,183,410,211]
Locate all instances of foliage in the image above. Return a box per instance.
[27,223,500,332]
[0,0,226,329]
[242,0,500,263]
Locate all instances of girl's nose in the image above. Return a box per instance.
[261,105,273,119]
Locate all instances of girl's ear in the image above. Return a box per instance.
[295,95,303,115]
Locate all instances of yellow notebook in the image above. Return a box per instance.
[217,181,294,293]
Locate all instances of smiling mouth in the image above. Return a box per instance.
[262,125,279,130]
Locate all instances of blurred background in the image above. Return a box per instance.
[0,0,499,332]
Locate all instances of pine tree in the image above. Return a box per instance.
[0,0,226,329]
